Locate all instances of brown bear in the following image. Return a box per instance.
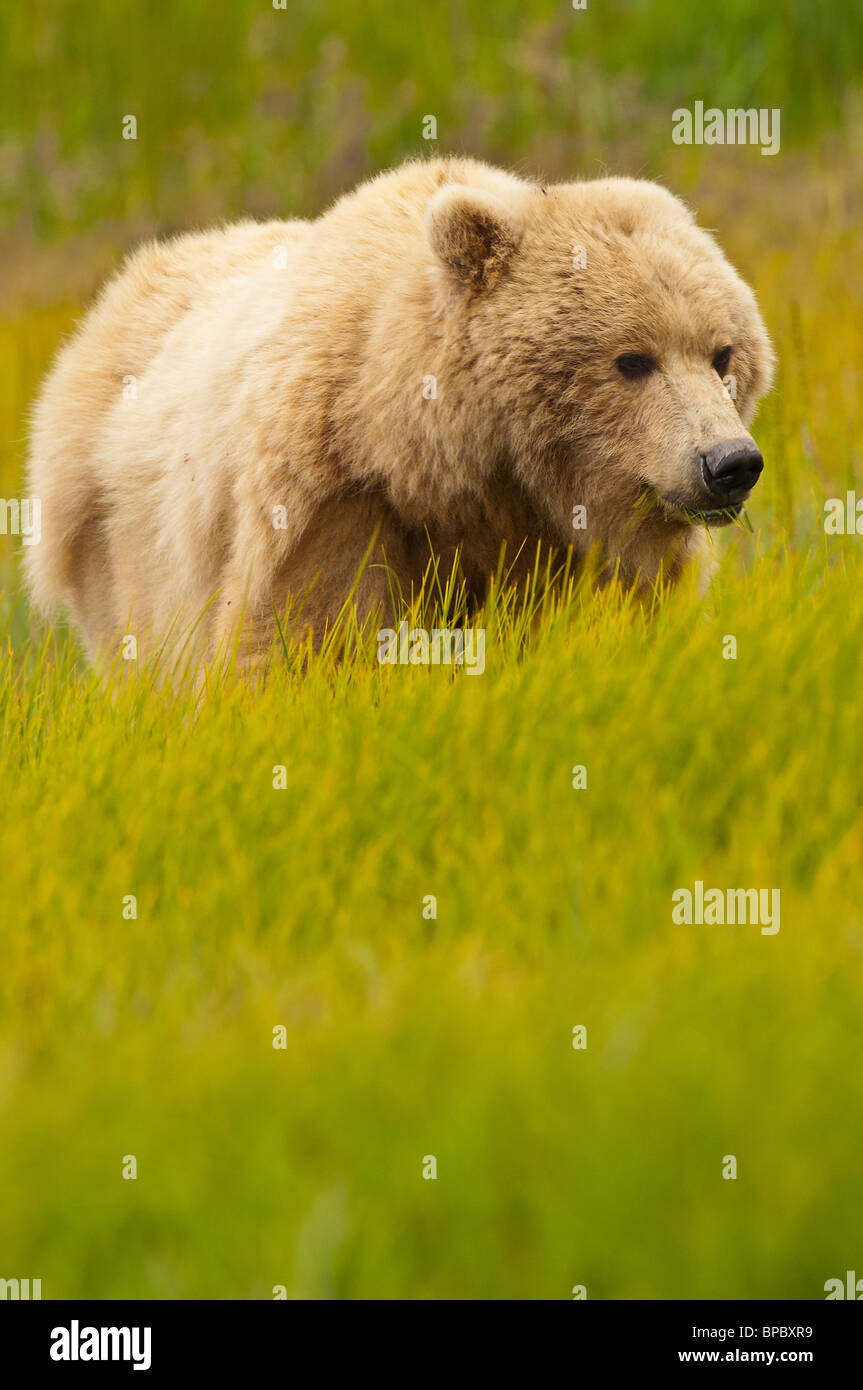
[25,156,774,665]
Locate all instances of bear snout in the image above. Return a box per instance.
[699,439,764,504]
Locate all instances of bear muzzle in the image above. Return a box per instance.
[653,437,764,526]
[665,437,764,526]
[699,438,764,505]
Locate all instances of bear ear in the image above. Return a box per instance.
[425,185,523,289]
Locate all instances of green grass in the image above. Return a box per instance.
[2,0,861,235]
[0,1,862,1300]
[1,541,862,1298]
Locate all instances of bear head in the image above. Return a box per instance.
[425,173,775,581]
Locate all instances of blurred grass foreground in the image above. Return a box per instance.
[0,1,862,1298]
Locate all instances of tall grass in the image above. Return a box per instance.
[1,1,860,235]
[1,536,862,1297]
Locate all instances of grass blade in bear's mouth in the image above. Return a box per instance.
[650,490,746,527]
[688,502,745,525]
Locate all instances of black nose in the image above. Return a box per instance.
[701,440,764,498]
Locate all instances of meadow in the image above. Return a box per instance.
[0,2,861,1298]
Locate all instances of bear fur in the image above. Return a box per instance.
[25,156,774,664]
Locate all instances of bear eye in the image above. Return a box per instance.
[712,345,733,375]
[616,352,656,380]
